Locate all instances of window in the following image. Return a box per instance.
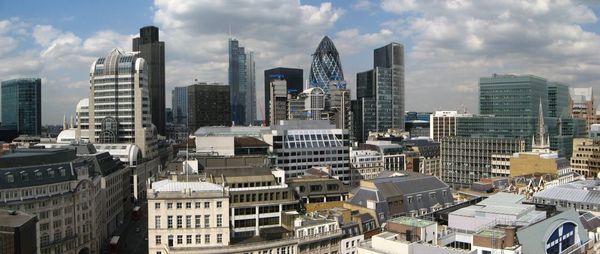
[177,216,182,228]
[186,202,191,209]
[155,203,160,209]
[167,216,173,228]
[408,196,413,204]
[155,216,161,228]
[167,203,173,209]
[177,203,182,209]
[204,202,210,208]
[195,202,201,208]
[217,214,223,227]
[217,234,223,243]
[186,215,192,228]
[155,235,161,244]
[177,235,183,244]
[205,234,210,244]
[196,234,201,244]
[186,235,192,244]
[204,215,210,227]
[217,201,222,208]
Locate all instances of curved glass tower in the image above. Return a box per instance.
[309,36,345,93]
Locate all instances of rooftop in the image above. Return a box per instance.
[533,180,600,204]
[152,179,224,193]
[387,216,435,228]
[0,209,37,228]
[475,229,506,238]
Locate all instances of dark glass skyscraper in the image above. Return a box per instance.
[309,36,345,93]
[133,26,166,135]
[352,43,405,142]
[187,83,230,133]
[171,86,188,125]
[263,67,303,125]
[228,39,256,126]
[1,78,42,135]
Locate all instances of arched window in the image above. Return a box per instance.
[546,222,577,254]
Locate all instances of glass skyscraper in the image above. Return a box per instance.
[228,38,256,126]
[171,86,188,125]
[352,43,405,142]
[309,36,345,93]
[1,78,42,135]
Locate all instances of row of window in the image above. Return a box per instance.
[155,201,222,209]
[155,214,224,229]
[155,233,223,246]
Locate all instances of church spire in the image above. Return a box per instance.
[532,99,550,152]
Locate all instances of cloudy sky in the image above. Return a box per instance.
[1,0,599,124]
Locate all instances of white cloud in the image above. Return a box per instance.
[379,0,600,112]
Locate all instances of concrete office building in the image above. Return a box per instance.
[228,38,255,126]
[0,209,38,254]
[269,79,288,125]
[88,48,158,159]
[266,120,351,184]
[429,111,471,142]
[353,43,405,143]
[187,83,231,132]
[264,67,303,125]
[133,26,166,135]
[1,78,42,136]
[172,86,188,125]
[350,150,384,187]
[570,87,595,130]
[287,168,348,204]
[441,137,526,188]
[571,138,600,178]
[204,167,298,238]
[0,146,128,254]
[147,180,230,253]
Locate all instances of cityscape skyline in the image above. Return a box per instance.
[2,0,600,125]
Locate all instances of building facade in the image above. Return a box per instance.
[228,38,255,126]
[570,87,595,130]
[309,36,345,94]
[350,149,384,187]
[1,78,42,136]
[441,137,526,188]
[571,138,600,178]
[267,120,351,184]
[172,86,188,125]
[269,79,288,125]
[147,180,230,253]
[264,67,303,125]
[187,83,231,132]
[88,48,158,159]
[353,43,405,143]
[133,26,166,135]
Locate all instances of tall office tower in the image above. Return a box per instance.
[269,79,288,125]
[187,83,231,133]
[264,67,303,125]
[352,43,405,142]
[89,48,157,158]
[480,74,548,117]
[547,82,570,118]
[327,82,351,130]
[309,36,345,93]
[228,38,255,126]
[74,98,90,141]
[172,86,188,125]
[0,78,41,135]
[133,26,166,135]
[245,51,256,125]
[570,87,596,130]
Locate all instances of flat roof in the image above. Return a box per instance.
[0,209,36,228]
[387,216,435,227]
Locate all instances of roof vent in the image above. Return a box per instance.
[9,210,18,216]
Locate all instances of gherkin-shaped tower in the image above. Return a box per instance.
[309,36,345,93]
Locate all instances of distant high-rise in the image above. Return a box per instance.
[547,82,570,118]
[88,48,157,158]
[480,74,548,118]
[570,87,596,130]
[171,86,188,125]
[269,79,288,125]
[309,36,345,93]
[352,43,405,142]
[228,38,255,126]
[264,67,303,125]
[1,78,41,135]
[133,26,166,135]
[187,83,231,133]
